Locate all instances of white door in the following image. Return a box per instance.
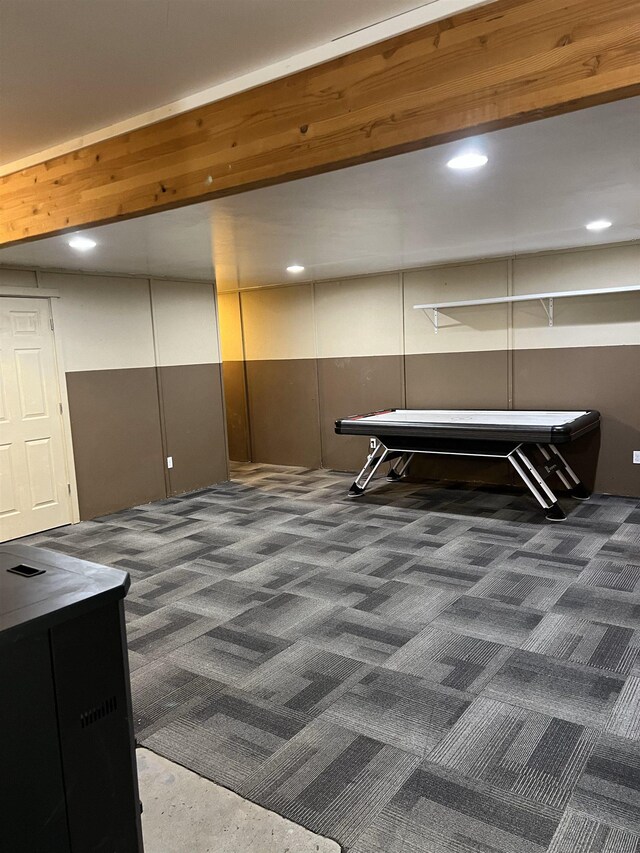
[0,297,72,541]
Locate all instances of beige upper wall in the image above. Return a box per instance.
[0,267,220,372]
[241,284,316,361]
[41,272,157,372]
[315,273,403,358]
[404,260,510,355]
[512,244,640,350]
[0,267,38,287]
[150,279,220,366]
[221,242,639,363]
[218,291,245,362]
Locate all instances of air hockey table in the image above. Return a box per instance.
[335,409,600,521]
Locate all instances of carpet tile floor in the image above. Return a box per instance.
[18,463,640,852]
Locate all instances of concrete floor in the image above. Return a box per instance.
[137,748,340,853]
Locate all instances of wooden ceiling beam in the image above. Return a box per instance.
[1,0,639,246]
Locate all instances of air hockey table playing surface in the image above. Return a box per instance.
[335,409,600,521]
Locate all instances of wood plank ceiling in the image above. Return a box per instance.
[1,0,639,246]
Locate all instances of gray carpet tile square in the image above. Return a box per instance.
[240,718,421,849]
[605,676,640,740]
[384,625,513,692]
[281,605,418,664]
[552,585,640,629]
[126,606,220,659]
[319,667,471,756]
[145,688,311,790]
[431,595,545,646]
[577,559,640,594]
[129,659,225,739]
[546,809,640,853]
[482,650,626,727]
[521,614,640,677]
[166,623,292,684]
[16,462,640,852]
[570,732,640,834]
[466,569,571,610]
[238,642,371,716]
[349,761,563,853]
[429,697,599,809]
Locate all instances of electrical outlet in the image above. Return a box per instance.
[167,456,173,469]
[634,451,640,464]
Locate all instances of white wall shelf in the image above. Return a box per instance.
[413,284,640,333]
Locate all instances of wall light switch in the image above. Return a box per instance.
[634,451,640,464]
[167,456,174,469]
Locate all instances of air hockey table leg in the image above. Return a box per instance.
[545,444,592,500]
[508,446,567,521]
[386,452,414,482]
[348,440,391,497]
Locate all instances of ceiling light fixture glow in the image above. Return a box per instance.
[446,152,488,171]
[68,235,97,251]
[585,219,612,232]
[286,264,305,273]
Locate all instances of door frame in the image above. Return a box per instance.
[1,287,80,528]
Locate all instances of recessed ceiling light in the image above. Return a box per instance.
[585,219,612,232]
[68,235,97,251]
[286,264,305,273]
[446,152,488,170]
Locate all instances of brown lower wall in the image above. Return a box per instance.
[223,345,640,497]
[318,355,405,472]
[245,359,322,468]
[66,367,167,519]
[159,363,228,495]
[67,363,229,519]
[514,345,640,496]
[222,361,251,462]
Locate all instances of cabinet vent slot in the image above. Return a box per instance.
[80,696,118,728]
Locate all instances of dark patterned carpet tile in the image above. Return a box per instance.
[466,569,570,610]
[578,559,640,594]
[597,539,640,564]
[349,761,562,853]
[277,517,391,549]
[570,732,640,834]
[385,626,513,692]
[239,718,421,849]
[431,595,544,647]
[606,676,640,741]
[497,548,589,579]
[426,537,519,570]
[319,667,471,756]
[522,614,640,677]
[394,558,491,592]
[369,528,446,556]
[167,623,292,685]
[336,546,423,579]
[230,555,322,592]
[552,585,640,630]
[125,565,220,607]
[143,689,310,791]
[238,642,371,716]
[547,809,640,853]
[130,658,224,738]
[482,650,626,728]
[173,578,276,620]
[126,606,219,659]
[353,580,458,630]
[282,605,418,665]
[286,568,385,607]
[124,596,158,624]
[524,528,613,561]
[225,592,335,637]
[429,697,599,810]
